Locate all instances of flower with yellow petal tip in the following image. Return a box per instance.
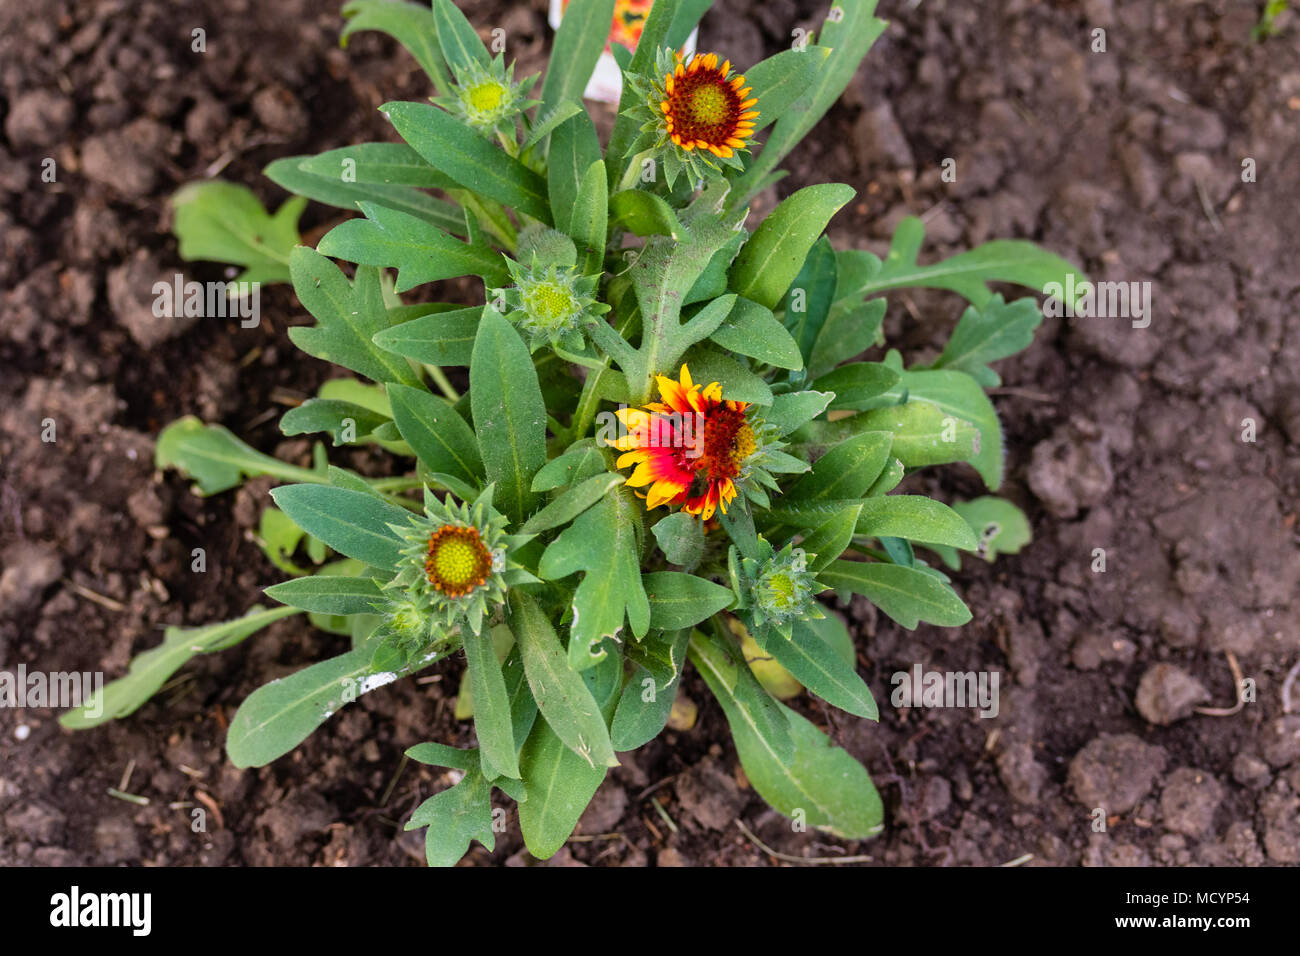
[606,364,761,521]
[623,47,759,189]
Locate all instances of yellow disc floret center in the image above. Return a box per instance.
[731,422,757,466]
[425,525,492,598]
[764,572,798,609]
[466,80,507,114]
[523,280,578,326]
[688,83,730,125]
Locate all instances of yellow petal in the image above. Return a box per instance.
[627,461,658,487]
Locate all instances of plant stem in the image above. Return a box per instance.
[618,149,653,194]
[426,365,461,402]
[571,360,611,441]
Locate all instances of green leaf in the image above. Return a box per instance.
[279,399,389,446]
[531,442,607,492]
[827,400,980,473]
[665,0,712,47]
[799,502,862,571]
[371,305,481,367]
[751,619,877,719]
[611,629,690,751]
[462,624,520,779]
[256,507,308,574]
[264,156,466,236]
[60,606,300,729]
[156,416,322,495]
[316,202,507,292]
[927,295,1044,386]
[864,359,1005,488]
[729,184,855,310]
[821,559,972,629]
[788,430,892,501]
[734,696,882,839]
[270,484,411,570]
[407,742,479,771]
[383,100,552,224]
[781,235,838,362]
[431,0,489,71]
[730,1,887,206]
[470,309,548,523]
[287,249,424,386]
[811,361,900,408]
[507,592,618,769]
[689,626,793,764]
[540,0,615,117]
[569,160,608,276]
[298,142,458,190]
[610,189,684,240]
[651,512,705,567]
[683,231,744,306]
[613,189,748,402]
[710,296,803,370]
[521,472,622,534]
[765,390,834,436]
[854,495,980,550]
[172,181,303,284]
[517,651,621,858]
[644,571,734,630]
[521,102,583,154]
[836,216,1087,309]
[407,764,497,866]
[227,640,450,768]
[952,496,1032,562]
[679,346,773,405]
[341,0,452,92]
[264,575,386,616]
[538,493,649,667]
[867,457,905,497]
[808,296,886,379]
[386,383,484,486]
[741,47,832,135]
[547,112,601,234]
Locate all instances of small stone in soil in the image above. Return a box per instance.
[1135,663,1209,726]
[1068,733,1167,814]
[1159,767,1223,838]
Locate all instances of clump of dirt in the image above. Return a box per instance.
[2,0,1299,867]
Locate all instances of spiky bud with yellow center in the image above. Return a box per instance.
[491,228,609,353]
[735,539,827,640]
[433,53,538,139]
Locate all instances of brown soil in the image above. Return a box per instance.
[2,0,1299,867]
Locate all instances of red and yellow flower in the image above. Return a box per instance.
[608,365,757,521]
[659,52,758,159]
[624,47,760,188]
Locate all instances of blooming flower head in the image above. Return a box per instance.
[607,364,758,521]
[383,486,533,639]
[625,48,759,189]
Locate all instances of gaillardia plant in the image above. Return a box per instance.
[65,0,1084,865]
